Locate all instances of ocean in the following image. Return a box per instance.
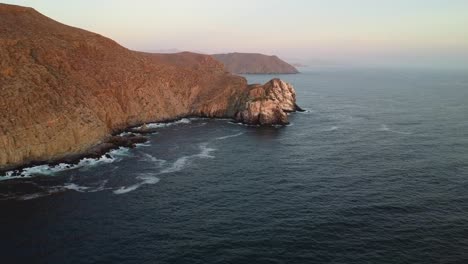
[1,67,468,263]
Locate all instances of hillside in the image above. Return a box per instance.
[0,4,300,171]
[212,53,299,74]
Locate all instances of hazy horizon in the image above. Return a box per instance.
[4,0,468,69]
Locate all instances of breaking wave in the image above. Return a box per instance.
[136,118,192,130]
[1,147,131,181]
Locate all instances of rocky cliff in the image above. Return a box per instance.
[0,4,300,171]
[212,53,299,74]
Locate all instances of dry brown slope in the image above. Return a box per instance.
[0,4,299,171]
[212,53,299,74]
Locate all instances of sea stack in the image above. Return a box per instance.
[0,4,301,171]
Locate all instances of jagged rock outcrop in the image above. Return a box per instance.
[212,53,299,74]
[0,4,300,171]
[235,79,301,125]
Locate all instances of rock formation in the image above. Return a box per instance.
[235,79,302,125]
[0,4,301,172]
[212,53,299,74]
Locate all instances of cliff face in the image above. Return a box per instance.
[0,4,300,171]
[212,53,299,74]
[235,79,300,125]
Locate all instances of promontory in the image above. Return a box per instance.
[0,4,301,172]
[212,53,299,74]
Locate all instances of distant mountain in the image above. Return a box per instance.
[212,53,299,74]
[146,48,206,54]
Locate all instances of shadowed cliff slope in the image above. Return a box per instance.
[212,53,299,74]
[0,4,299,171]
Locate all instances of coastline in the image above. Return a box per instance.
[0,116,210,178]
[0,115,276,179]
[0,107,304,180]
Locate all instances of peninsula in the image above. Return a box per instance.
[212,53,299,74]
[0,4,301,172]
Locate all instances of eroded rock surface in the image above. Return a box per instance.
[0,4,301,171]
[235,79,300,125]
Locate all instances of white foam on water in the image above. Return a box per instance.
[113,184,141,195]
[142,153,167,167]
[18,193,50,201]
[113,143,216,195]
[228,122,261,127]
[215,132,244,140]
[0,146,136,180]
[159,143,215,174]
[137,118,192,130]
[135,143,151,148]
[194,143,216,159]
[160,156,190,174]
[62,180,111,194]
[379,124,390,131]
[118,132,134,137]
[323,126,339,132]
[297,108,313,114]
[63,183,90,192]
[228,121,288,128]
[137,175,160,184]
[378,124,411,135]
[113,174,160,195]
[16,187,64,201]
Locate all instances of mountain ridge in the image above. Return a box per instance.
[212,52,299,74]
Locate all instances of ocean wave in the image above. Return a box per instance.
[1,147,132,181]
[9,180,112,200]
[113,143,215,195]
[228,122,261,127]
[215,132,244,140]
[296,108,313,114]
[135,142,151,148]
[323,126,339,132]
[159,156,189,174]
[62,180,111,193]
[136,118,192,130]
[159,143,215,174]
[142,153,167,167]
[63,183,90,192]
[15,186,64,201]
[18,192,55,201]
[113,174,160,195]
[378,124,411,135]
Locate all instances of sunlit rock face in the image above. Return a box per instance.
[235,79,299,125]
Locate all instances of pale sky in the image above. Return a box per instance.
[4,0,468,67]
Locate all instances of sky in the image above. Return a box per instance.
[4,0,468,68]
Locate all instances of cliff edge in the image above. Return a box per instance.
[0,4,301,171]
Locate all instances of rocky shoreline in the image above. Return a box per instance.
[0,107,305,177]
[1,133,146,177]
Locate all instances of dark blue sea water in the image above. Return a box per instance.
[1,67,468,264]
